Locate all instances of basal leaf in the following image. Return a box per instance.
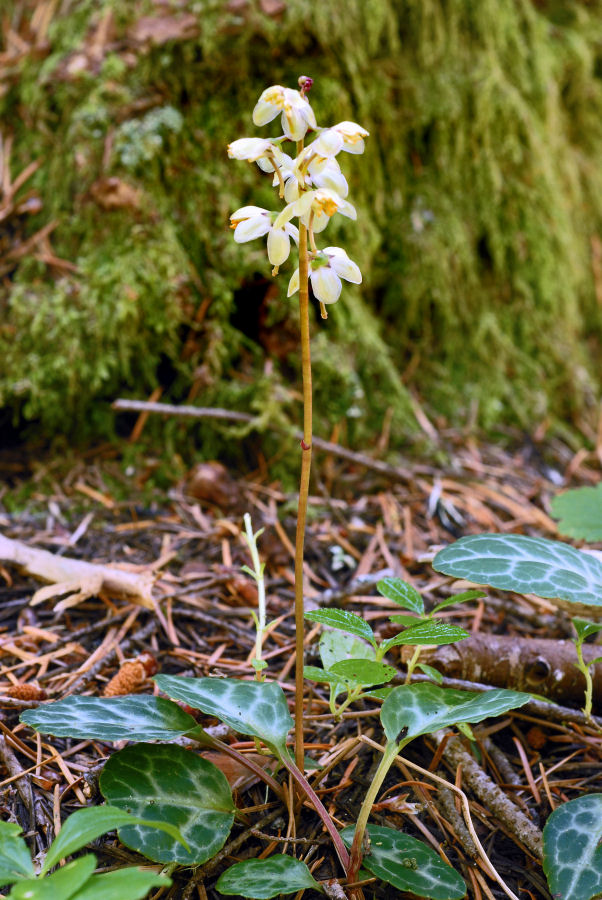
[216,855,320,898]
[377,578,425,615]
[100,744,234,865]
[384,620,469,648]
[20,695,196,742]
[42,806,187,874]
[551,485,602,542]
[381,683,529,743]
[69,868,171,900]
[328,659,396,687]
[9,856,96,900]
[154,675,292,755]
[341,825,465,899]
[0,823,34,886]
[543,794,602,900]
[304,609,375,647]
[432,590,486,614]
[433,533,602,612]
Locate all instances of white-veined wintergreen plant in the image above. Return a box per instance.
[16,83,601,900]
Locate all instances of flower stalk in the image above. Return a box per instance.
[294,218,312,773]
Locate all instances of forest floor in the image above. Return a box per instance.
[0,429,600,900]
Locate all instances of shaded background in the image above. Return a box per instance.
[1,0,601,467]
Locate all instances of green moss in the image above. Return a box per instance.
[1,0,601,456]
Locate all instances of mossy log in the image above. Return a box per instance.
[0,0,600,458]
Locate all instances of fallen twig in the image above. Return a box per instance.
[0,533,155,609]
[112,398,422,482]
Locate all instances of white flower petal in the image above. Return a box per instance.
[311,129,344,158]
[273,191,316,229]
[228,138,272,161]
[330,255,362,283]
[308,210,330,233]
[252,86,286,126]
[341,138,365,155]
[310,267,342,304]
[333,120,369,154]
[337,198,357,219]
[287,268,300,297]
[230,205,270,223]
[285,223,300,244]
[234,216,271,242]
[267,227,291,266]
[313,167,348,198]
[284,176,301,203]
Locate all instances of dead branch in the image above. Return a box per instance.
[414,634,602,709]
[0,533,155,609]
[433,731,543,860]
[112,398,421,481]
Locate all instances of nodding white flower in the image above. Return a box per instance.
[331,121,369,154]
[274,189,356,231]
[253,85,317,142]
[229,206,299,266]
[227,138,277,162]
[287,246,362,304]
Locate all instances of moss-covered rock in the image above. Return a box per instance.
[1,0,600,456]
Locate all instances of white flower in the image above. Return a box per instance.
[227,138,276,161]
[253,85,317,141]
[287,247,362,304]
[330,121,369,154]
[230,206,299,266]
[274,189,356,231]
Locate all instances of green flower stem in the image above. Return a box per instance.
[294,217,312,776]
[243,514,267,676]
[280,753,349,872]
[405,645,422,683]
[346,738,403,883]
[574,639,594,719]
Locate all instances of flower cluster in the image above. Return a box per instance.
[228,78,367,307]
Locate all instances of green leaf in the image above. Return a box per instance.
[543,794,602,900]
[377,578,425,615]
[0,823,34,886]
[20,695,196,742]
[9,856,96,900]
[432,590,486,614]
[389,613,425,627]
[304,609,375,647]
[381,683,529,743]
[433,533,602,612]
[416,664,444,684]
[319,630,375,669]
[69,868,171,900]
[363,687,394,701]
[341,825,466,899]
[42,805,188,874]
[154,675,292,755]
[572,618,602,642]
[303,666,350,687]
[100,744,235,865]
[385,621,470,648]
[216,855,321,898]
[329,659,396,687]
[551,484,602,541]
